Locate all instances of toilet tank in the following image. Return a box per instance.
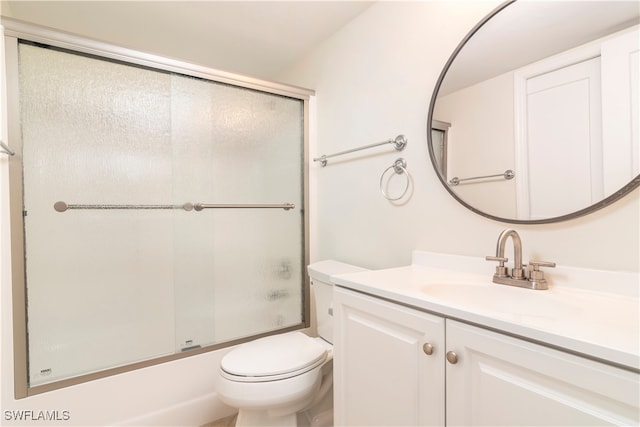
[307,260,367,344]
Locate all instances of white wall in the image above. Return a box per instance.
[435,71,516,218]
[281,1,640,272]
[1,1,639,426]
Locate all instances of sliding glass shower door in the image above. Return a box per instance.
[17,42,306,387]
[170,74,305,348]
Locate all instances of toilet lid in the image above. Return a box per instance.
[220,332,327,379]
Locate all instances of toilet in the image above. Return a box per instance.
[215,260,366,427]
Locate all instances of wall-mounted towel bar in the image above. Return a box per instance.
[313,134,407,167]
[0,140,15,156]
[449,169,514,186]
[54,201,295,212]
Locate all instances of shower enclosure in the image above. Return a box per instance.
[4,24,310,396]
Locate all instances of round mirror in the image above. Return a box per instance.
[427,0,640,224]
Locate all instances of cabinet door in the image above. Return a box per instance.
[446,320,640,426]
[333,287,445,426]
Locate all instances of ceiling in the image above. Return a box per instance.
[439,1,640,95]
[0,1,374,80]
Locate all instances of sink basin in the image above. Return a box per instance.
[421,282,581,320]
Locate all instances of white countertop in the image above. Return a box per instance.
[330,251,640,371]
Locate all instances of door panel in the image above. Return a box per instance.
[446,320,639,426]
[523,57,602,219]
[334,287,445,426]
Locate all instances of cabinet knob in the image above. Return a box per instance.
[422,343,434,356]
[446,351,458,364]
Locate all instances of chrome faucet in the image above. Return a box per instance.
[486,229,555,290]
[497,229,525,279]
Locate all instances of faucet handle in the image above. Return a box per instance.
[486,256,508,277]
[529,260,556,270]
[486,255,508,264]
[527,260,556,283]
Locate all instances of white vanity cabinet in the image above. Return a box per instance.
[333,286,445,426]
[446,320,640,426]
[334,286,640,426]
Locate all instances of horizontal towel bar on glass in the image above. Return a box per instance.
[193,203,295,211]
[53,201,295,212]
[449,169,514,186]
[313,134,407,167]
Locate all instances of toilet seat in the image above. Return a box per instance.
[220,332,328,383]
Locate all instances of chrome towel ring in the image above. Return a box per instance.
[380,158,410,201]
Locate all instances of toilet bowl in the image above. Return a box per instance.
[215,332,332,426]
[215,260,366,427]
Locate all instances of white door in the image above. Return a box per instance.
[518,57,602,220]
[446,320,640,426]
[601,28,640,195]
[333,287,445,426]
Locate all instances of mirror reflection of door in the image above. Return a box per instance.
[431,120,451,178]
[516,58,602,220]
[515,27,639,220]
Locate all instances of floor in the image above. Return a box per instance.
[201,413,237,427]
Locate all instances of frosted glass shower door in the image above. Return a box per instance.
[170,76,305,350]
[20,43,176,386]
[17,42,305,387]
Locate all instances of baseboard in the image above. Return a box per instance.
[116,392,236,426]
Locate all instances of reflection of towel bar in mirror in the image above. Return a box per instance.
[313,134,407,166]
[449,169,514,186]
[53,201,295,212]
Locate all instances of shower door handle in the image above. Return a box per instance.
[193,203,295,211]
[54,201,295,212]
[54,201,195,212]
